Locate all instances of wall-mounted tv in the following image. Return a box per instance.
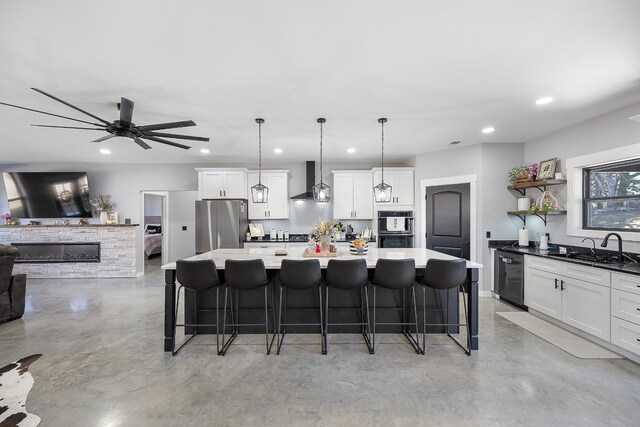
[2,172,93,218]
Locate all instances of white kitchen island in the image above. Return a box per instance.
[162,248,482,352]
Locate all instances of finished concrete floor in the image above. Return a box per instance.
[1,268,639,427]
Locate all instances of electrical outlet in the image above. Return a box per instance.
[559,246,567,254]
[486,231,491,238]
[182,226,187,231]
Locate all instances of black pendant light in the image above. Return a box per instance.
[373,117,392,202]
[313,118,331,202]
[250,118,268,203]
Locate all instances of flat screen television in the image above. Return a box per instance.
[2,172,93,218]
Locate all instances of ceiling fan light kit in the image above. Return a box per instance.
[312,118,331,202]
[251,118,269,203]
[374,117,392,203]
[0,88,210,150]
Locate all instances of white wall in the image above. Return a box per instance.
[523,100,640,252]
[144,194,163,217]
[166,190,198,263]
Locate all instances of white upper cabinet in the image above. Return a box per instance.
[247,171,289,219]
[332,171,373,219]
[197,168,248,200]
[372,168,414,206]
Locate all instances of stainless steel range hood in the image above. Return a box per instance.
[290,161,316,200]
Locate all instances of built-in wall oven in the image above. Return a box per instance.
[494,250,526,310]
[377,211,414,248]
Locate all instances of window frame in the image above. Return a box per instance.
[582,160,640,232]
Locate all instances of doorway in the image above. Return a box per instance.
[420,175,477,263]
[141,191,168,275]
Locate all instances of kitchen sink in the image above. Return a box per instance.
[546,252,626,265]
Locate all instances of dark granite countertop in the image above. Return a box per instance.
[495,244,640,276]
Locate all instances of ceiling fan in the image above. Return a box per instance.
[0,88,210,150]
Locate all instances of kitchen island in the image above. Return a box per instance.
[162,248,482,352]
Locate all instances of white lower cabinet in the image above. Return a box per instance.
[611,317,640,356]
[610,272,640,356]
[525,257,610,340]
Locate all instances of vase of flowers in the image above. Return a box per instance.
[507,164,539,184]
[309,218,343,253]
[90,194,115,224]
[1,213,11,225]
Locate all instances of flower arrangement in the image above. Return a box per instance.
[350,237,369,255]
[309,218,343,241]
[1,213,11,225]
[528,191,558,213]
[507,164,539,184]
[90,194,114,213]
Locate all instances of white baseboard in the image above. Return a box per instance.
[479,291,493,297]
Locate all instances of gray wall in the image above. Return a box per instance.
[143,194,163,217]
[523,100,640,252]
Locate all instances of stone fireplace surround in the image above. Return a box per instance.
[0,224,138,278]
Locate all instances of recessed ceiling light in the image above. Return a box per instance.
[481,127,495,134]
[347,148,356,153]
[273,148,283,154]
[535,97,554,105]
[99,148,111,155]
[200,148,210,154]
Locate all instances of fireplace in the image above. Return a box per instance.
[12,242,101,263]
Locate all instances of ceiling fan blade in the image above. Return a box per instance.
[136,120,196,132]
[134,138,152,150]
[0,101,107,127]
[142,131,210,142]
[31,124,106,131]
[142,135,191,150]
[31,87,112,126]
[92,134,115,143]
[119,97,134,125]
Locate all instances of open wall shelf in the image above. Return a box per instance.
[507,210,567,226]
[507,179,567,196]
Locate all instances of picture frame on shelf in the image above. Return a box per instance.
[536,158,557,180]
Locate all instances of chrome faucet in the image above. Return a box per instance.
[600,233,623,263]
[582,237,597,256]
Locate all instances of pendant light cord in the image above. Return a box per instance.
[319,120,324,184]
[258,120,262,183]
[381,119,385,182]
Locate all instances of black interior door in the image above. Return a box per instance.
[425,183,471,260]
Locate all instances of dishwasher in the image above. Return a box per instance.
[494,250,527,310]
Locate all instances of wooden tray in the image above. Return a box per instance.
[302,250,339,258]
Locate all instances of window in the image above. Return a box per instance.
[583,159,640,231]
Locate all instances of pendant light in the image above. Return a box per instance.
[373,117,392,202]
[250,118,268,203]
[313,118,331,202]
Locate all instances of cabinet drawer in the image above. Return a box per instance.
[611,317,640,356]
[561,263,610,287]
[525,256,562,274]
[612,272,640,296]
[612,288,640,326]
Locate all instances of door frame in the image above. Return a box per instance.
[420,174,477,263]
[140,191,170,275]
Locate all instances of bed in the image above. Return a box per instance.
[144,223,162,259]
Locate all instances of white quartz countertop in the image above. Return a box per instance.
[162,248,483,270]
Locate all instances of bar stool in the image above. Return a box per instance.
[276,259,323,355]
[220,259,277,355]
[418,258,470,355]
[323,258,373,354]
[173,259,222,356]
[371,259,422,354]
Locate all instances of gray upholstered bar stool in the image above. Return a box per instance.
[174,259,222,356]
[371,258,422,354]
[276,259,323,354]
[220,259,277,356]
[418,258,470,355]
[323,258,373,354]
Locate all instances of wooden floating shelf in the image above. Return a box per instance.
[507,179,567,191]
[507,210,567,215]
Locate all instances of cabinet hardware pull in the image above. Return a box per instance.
[560,280,565,291]
[219,190,222,197]
[554,278,558,289]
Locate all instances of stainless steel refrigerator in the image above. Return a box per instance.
[195,199,249,254]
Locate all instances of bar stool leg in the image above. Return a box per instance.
[372,285,376,353]
[364,284,374,354]
[277,285,284,354]
[422,284,426,355]
[323,286,329,354]
[319,284,325,354]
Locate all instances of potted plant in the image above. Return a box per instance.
[1,213,11,225]
[508,164,539,184]
[90,194,115,224]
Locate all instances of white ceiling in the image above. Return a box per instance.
[1,0,639,164]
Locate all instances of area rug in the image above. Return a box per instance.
[0,354,42,426]
[496,312,622,359]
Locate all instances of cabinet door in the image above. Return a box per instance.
[224,171,246,199]
[200,172,225,199]
[561,278,610,341]
[524,268,562,320]
[247,172,267,220]
[332,173,355,219]
[373,171,396,205]
[352,172,373,219]
[395,170,415,205]
[266,173,289,219]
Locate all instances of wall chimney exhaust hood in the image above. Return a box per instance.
[291,161,317,200]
